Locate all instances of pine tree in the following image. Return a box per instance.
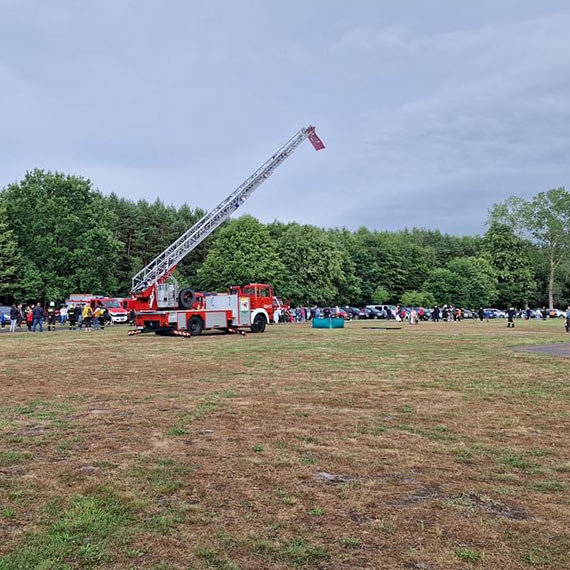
[0,201,21,303]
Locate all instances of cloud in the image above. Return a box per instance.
[1,2,570,235]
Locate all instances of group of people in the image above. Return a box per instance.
[4,302,111,333]
[430,306,463,322]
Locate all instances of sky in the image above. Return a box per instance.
[1,0,570,235]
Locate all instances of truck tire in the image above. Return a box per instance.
[187,316,203,336]
[251,314,267,333]
[179,288,196,309]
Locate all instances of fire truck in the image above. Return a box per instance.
[129,126,325,337]
[65,294,129,324]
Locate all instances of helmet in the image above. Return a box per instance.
[50,301,55,307]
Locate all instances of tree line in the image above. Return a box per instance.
[1,169,569,308]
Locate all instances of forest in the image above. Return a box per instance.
[1,169,569,309]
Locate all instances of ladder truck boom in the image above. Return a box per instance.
[131,125,324,294]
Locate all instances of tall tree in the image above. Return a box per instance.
[482,222,535,307]
[196,216,284,290]
[1,169,121,300]
[0,202,21,303]
[489,188,570,308]
[351,229,434,304]
[275,224,347,306]
[423,257,497,307]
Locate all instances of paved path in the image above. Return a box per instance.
[516,342,570,358]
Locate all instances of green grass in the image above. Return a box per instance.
[0,489,133,569]
[455,547,482,562]
[0,451,32,466]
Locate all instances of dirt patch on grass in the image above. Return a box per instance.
[514,342,570,358]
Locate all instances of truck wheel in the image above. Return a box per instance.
[179,289,196,309]
[187,316,203,336]
[251,314,267,333]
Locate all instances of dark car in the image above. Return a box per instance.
[367,305,387,319]
[375,305,397,319]
[362,307,382,319]
[344,306,362,319]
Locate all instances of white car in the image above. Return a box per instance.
[549,308,567,318]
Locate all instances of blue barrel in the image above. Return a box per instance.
[312,317,345,329]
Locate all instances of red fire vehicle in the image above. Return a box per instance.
[130,284,273,336]
[66,294,129,324]
[128,126,324,337]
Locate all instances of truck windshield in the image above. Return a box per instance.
[103,301,121,308]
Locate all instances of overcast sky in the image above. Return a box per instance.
[2,1,570,235]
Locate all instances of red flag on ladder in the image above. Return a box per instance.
[307,128,325,151]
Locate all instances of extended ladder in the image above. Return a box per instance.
[131,125,324,293]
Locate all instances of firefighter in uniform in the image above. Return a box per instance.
[99,305,107,330]
[47,301,57,331]
[68,304,77,330]
[507,307,516,328]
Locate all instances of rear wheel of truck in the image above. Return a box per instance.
[251,314,267,333]
[187,316,204,336]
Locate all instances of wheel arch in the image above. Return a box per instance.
[251,308,269,324]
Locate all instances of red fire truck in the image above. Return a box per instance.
[128,126,324,337]
[65,294,129,324]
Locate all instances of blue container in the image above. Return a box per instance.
[312,317,345,329]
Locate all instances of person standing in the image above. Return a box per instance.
[26,306,33,331]
[409,308,417,325]
[565,306,570,334]
[9,304,19,333]
[477,307,485,323]
[82,303,93,331]
[92,305,100,330]
[60,305,68,327]
[68,304,77,330]
[32,303,44,332]
[47,301,57,331]
[507,307,516,328]
[99,306,107,330]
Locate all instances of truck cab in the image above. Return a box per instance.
[228,283,274,331]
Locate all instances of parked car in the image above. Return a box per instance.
[362,307,382,319]
[484,308,506,319]
[335,308,349,319]
[344,306,363,319]
[0,306,11,327]
[366,305,386,319]
[461,309,474,319]
[549,308,566,318]
[375,305,397,319]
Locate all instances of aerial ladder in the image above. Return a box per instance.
[130,126,325,315]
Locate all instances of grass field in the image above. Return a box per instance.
[1,319,569,569]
